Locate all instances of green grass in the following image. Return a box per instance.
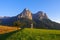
[0,28,60,40]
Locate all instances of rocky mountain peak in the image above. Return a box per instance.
[33,11,48,20]
[24,8,29,10]
[44,13,48,19]
[17,8,48,20]
[17,8,32,20]
[37,11,44,16]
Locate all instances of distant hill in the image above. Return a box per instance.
[0,8,60,29]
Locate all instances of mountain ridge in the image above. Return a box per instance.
[0,8,60,29]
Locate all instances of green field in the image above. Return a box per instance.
[0,28,60,40]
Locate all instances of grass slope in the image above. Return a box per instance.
[0,28,59,40]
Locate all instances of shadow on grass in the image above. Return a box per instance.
[0,28,24,40]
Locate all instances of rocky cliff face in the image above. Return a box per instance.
[33,11,48,20]
[17,9,48,21]
[17,8,32,20]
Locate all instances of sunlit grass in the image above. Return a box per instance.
[24,28,60,34]
[0,25,20,34]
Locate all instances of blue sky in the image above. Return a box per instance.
[0,0,60,23]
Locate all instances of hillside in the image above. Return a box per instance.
[0,28,60,40]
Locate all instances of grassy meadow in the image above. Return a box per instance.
[0,28,60,40]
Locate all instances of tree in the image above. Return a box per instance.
[13,20,26,28]
[13,20,21,27]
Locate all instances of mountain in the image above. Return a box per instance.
[17,8,32,20]
[32,11,60,29]
[0,8,60,29]
[0,16,10,19]
[32,11,48,20]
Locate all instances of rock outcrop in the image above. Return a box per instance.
[33,11,48,20]
[17,8,32,20]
